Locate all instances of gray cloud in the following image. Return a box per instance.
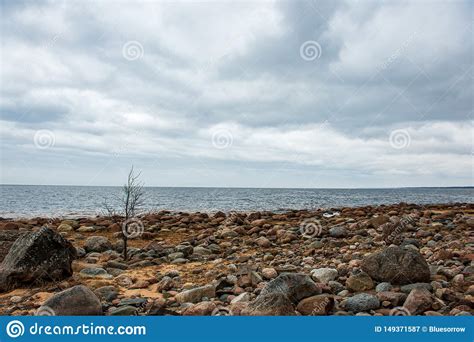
[0,0,472,187]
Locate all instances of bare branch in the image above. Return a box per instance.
[101,165,146,260]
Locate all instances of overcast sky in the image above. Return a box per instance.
[0,0,472,188]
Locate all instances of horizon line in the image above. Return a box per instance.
[0,183,473,190]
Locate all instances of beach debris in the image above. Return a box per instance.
[323,211,340,218]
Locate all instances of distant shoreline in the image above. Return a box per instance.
[1,202,473,220]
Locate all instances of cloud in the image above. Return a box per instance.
[0,0,472,187]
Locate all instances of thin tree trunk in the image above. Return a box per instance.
[123,234,128,260]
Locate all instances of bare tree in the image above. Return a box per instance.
[103,166,145,260]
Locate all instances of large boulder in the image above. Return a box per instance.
[241,293,296,316]
[361,246,430,285]
[38,285,102,315]
[0,227,76,292]
[242,273,320,316]
[259,273,320,303]
[0,230,24,263]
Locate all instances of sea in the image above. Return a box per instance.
[0,185,472,218]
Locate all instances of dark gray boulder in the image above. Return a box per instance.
[361,246,430,285]
[242,292,296,316]
[242,273,320,316]
[0,230,24,263]
[345,293,380,312]
[0,227,76,292]
[259,273,321,304]
[329,225,348,238]
[39,285,102,315]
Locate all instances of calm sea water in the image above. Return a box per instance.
[0,185,472,218]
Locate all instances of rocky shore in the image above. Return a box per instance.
[0,202,472,316]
